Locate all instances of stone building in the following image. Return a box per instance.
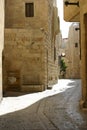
[64,0,87,108]
[3,0,60,94]
[65,23,80,79]
[57,32,63,77]
[58,23,80,79]
[0,0,4,101]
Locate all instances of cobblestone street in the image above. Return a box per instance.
[0,80,87,130]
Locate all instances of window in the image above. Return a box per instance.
[75,43,78,47]
[54,46,56,61]
[25,3,34,17]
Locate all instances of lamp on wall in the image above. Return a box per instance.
[75,27,80,31]
[64,0,79,7]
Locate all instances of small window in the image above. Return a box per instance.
[75,43,78,47]
[25,3,34,17]
[54,46,56,61]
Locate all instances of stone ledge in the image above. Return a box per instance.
[21,85,45,92]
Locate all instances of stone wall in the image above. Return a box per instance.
[64,0,80,22]
[65,23,80,79]
[63,0,87,108]
[0,0,4,101]
[64,0,87,22]
[58,24,80,79]
[5,0,48,29]
[3,0,59,93]
[3,29,45,92]
[80,2,87,107]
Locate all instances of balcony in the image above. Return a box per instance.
[63,0,80,22]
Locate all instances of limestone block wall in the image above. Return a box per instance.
[80,3,87,106]
[65,23,80,79]
[63,0,87,108]
[64,0,87,22]
[80,0,87,6]
[65,39,71,79]
[3,0,59,93]
[0,0,4,101]
[5,0,48,29]
[64,0,80,22]
[3,29,46,92]
[46,1,59,87]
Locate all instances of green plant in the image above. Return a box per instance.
[60,59,67,73]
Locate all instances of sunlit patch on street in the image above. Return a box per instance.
[0,79,80,116]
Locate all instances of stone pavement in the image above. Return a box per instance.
[0,80,87,130]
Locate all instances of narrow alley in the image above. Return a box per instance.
[0,0,87,130]
[0,79,87,130]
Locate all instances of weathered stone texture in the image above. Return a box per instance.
[58,23,80,79]
[3,0,60,93]
[3,29,44,92]
[65,23,80,79]
[64,0,80,22]
[5,0,48,29]
[64,0,87,108]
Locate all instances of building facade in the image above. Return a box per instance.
[65,23,80,79]
[64,0,87,108]
[3,0,60,94]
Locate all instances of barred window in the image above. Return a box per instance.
[25,3,34,17]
